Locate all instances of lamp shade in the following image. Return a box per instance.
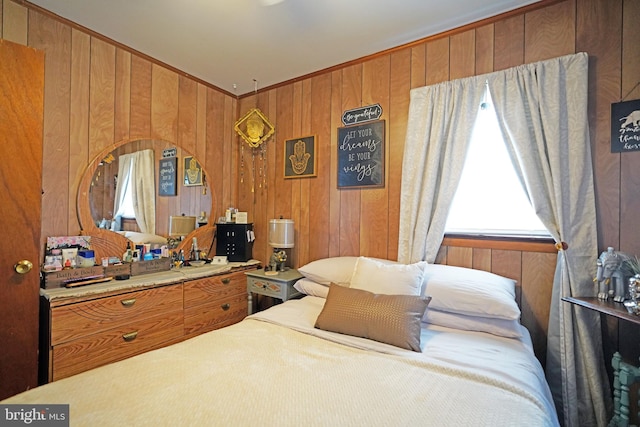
[169,215,196,237]
[268,219,294,248]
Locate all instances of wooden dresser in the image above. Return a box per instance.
[40,261,259,382]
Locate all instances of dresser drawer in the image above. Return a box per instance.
[184,293,247,337]
[52,310,183,381]
[183,271,246,309]
[51,285,183,345]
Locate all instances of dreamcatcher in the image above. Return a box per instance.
[234,107,275,193]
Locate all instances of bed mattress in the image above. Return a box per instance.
[3,296,558,426]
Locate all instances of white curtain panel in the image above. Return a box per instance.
[112,154,133,222]
[398,79,485,263]
[113,150,156,235]
[130,149,156,235]
[399,52,609,426]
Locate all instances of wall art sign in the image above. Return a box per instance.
[337,120,385,188]
[162,147,177,158]
[183,156,203,186]
[611,99,640,153]
[158,157,177,196]
[341,103,382,126]
[284,135,317,178]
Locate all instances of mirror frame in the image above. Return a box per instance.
[77,138,216,261]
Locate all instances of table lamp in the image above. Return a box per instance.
[266,218,294,275]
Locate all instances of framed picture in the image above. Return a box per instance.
[158,157,177,196]
[337,120,385,188]
[183,156,203,186]
[284,135,317,178]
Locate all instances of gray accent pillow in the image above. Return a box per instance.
[315,284,431,352]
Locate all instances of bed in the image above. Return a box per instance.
[2,257,559,426]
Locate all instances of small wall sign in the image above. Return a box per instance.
[158,157,177,196]
[337,120,385,188]
[611,99,640,153]
[341,104,382,126]
[162,147,177,158]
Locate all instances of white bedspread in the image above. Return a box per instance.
[3,296,559,426]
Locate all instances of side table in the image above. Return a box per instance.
[245,268,303,315]
[563,296,640,426]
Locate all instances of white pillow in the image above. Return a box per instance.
[294,278,329,298]
[423,308,523,338]
[423,264,520,320]
[298,257,359,286]
[298,256,398,286]
[350,257,426,296]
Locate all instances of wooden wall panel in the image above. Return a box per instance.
[524,0,575,63]
[30,11,71,251]
[450,30,476,80]
[577,0,622,251]
[151,65,179,143]
[309,74,332,263]
[130,56,152,138]
[328,70,342,257]
[475,24,494,75]
[339,64,362,256]
[620,0,640,256]
[388,48,411,261]
[2,0,27,45]
[114,49,131,143]
[472,248,492,271]
[494,15,524,70]
[410,43,426,89]
[297,80,312,266]
[89,38,115,159]
[426,38,450,85]
[361,55,390,259]
[69,29,90,233]
[521,251,556,364]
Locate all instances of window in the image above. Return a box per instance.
[445,90,549,237]
[119,164,136,219]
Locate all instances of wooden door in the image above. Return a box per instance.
[0,39,44,399]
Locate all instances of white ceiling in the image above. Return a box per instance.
[28,0,538,96]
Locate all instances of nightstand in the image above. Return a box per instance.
[245,268,303,314]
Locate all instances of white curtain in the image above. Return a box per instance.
[397,79,485,263]
[112,149,156,234]
[399,53,610,426]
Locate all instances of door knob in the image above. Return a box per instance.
[14,260,33,274]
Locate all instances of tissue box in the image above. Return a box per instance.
[42,266,104,289]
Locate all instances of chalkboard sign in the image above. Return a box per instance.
[611,99,640,153]
[158,157,177,196]
[337,120,385,188]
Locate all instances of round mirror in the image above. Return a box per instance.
[77,139,216,259]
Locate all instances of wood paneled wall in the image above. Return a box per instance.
[233,0,639,364]
[238,0,639,268]
[1,0,238,254]
[1,0,639,367]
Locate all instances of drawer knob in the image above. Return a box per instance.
[120,298,136,307]
[122,331,138,342]
[221,278,231,285]
[221,303,230,311]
